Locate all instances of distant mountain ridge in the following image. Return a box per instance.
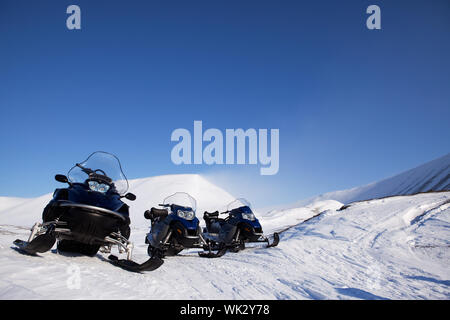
[271,153,450,211]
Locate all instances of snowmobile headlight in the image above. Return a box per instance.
[177,210,195,220]
[88,181,99,191]
[88,181,110,193]
[242,213,256,221]
[97,183,110,193]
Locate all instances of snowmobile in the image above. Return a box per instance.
[144,192,227,259]
[13,151,163,272]
[202,198,280,253]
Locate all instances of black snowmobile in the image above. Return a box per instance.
[202,198,279,253]
[144,192,227,259]
[13,151,163,272]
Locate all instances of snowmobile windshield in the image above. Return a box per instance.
[227,198,255,220]
[227,198,253,213]
[163,192,197,213]
[67,151,129,195]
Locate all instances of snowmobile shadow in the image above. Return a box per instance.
[172,248,227,258]
[51,249,102,260]
[52,250,129,268]
[177,245,272,257]
[176,250,215,258]
[10,246,42,257]
[95,254,115,263]
[170,254,202,259]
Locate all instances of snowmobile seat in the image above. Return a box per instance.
[203,211,219,219]
[144,208,168,220]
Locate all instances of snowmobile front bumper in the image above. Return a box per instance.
[51,201,130,246]
[15,218,134,260]
[58,202,128,222]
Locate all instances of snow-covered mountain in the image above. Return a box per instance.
[273,153,450,211]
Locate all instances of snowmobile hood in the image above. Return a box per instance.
[244,218,262,229]
[171,214,200,230]
[181,216,200,230]
[63,184,127,214]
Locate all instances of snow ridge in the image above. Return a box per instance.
[273,153,450,211]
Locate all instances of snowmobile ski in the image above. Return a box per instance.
[13,232,56,255]
[198,245,227,258]
[108,254,164,273]
[233,232,280,250]
[266,232,280,248]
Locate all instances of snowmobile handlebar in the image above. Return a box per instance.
[76,163,94,175]
[144,208,169,220]
[76,163,112,184]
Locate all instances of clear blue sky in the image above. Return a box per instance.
[0,0,449,207]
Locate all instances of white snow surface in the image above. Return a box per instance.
[0,172,449,299]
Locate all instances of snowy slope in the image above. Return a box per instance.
[0,191,448,299]
[0,197,29,212]
[273,153,450,211]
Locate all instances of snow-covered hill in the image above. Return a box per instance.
[272,153,450,211]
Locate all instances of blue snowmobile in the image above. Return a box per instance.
[13,151,163,272]
[144,192,227,259]
[202,198,280,253]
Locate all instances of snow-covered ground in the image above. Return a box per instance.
[0,155,449,300]
[0,190,448,299]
